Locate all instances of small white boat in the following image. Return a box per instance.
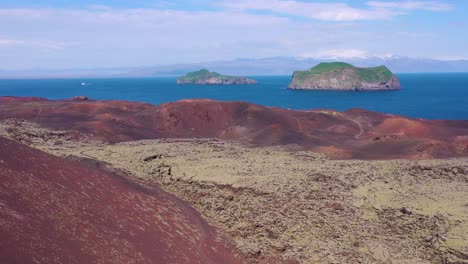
[81,82,92,86]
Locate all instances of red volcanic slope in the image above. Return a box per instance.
[0,136,242,264]
[0,96,467,159]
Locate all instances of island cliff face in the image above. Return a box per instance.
[288,62,401,91]
[177,69,257,85]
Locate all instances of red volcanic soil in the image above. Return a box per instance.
[1,96,467,159]
[0,136,242,264]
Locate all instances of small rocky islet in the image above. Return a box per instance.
[178,63,400,91]
[176,69,257,85]
[288,62,401,91]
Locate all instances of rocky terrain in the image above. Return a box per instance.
[176,69,257,84]
[1,96,467,263]
[289,62,401,90]
[0,96,466,159]
[0,133,242,264]
[0,120,466,264]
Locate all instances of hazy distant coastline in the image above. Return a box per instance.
[2,56,468,79]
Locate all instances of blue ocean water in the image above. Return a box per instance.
[0,73,467,120]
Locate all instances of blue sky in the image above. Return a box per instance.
[0,0,466,69]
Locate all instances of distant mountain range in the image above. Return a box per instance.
[126,56,468,77]
[2,56,468,79]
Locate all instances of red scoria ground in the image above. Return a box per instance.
[1,96,467,263]
[0,136,242,264]
[0,96,467,159]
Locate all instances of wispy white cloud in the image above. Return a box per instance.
[0,38,66,50]
[217,0,453,21]
[437,55,468,61]
[0,3,461,69]
[300,49,370,59]
[0,39,24,48]
[317,49,370,59]
[218,0,401,21]
[394,31,437,38]
[367,1,454,11]
[0,7,308,68]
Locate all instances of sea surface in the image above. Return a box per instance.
[0,73,467,120]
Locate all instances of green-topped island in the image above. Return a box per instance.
[288,62,400,91]
[177,69,257,85]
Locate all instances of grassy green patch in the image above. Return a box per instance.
[178,69,233,81]
[308,62,354,74]
[355,66,392,82]
[293,62,393,83]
